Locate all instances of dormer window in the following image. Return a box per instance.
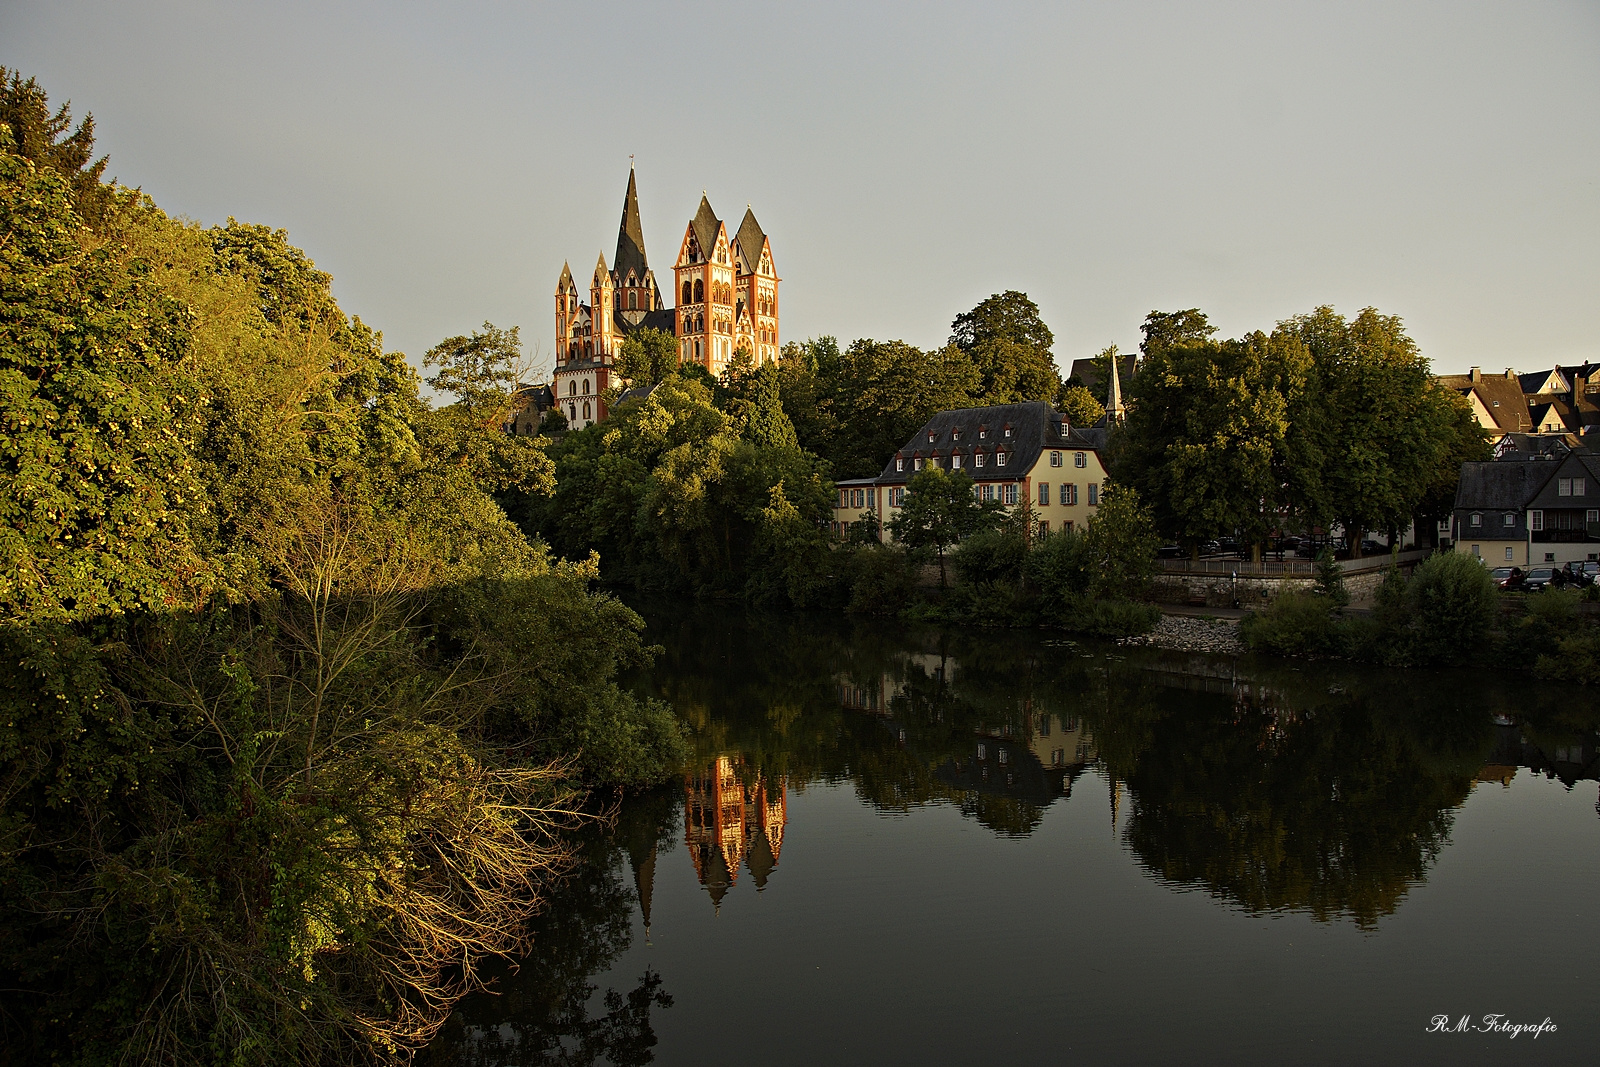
[975,453,985,468]
[896,456,905,472]
[928,431,936,443]
[952,428,961,441]
[997,452,1007,467]
[952,454,962,469]
[979,426,988,439]
[1004,426,1013,438]
[914,457,924,471]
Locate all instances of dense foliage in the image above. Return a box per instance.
[1115,307,1489,556]
[0,76,684,1063]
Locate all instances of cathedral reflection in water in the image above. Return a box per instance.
[684,755,788,909]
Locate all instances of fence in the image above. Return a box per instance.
[1155,549,1429,577]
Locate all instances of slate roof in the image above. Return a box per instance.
[613,168,649,283]
[690,195,721,261]
[1453,461,1556,511]
[615,383,660,406]
[557,261,576,293]
[611,306,676,336]
[1519,369,1568,396]
[1526,453,1600,509]
[733,207,766,274]
[874,401,1103,486]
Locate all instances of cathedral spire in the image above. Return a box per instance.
[614,166,648,284]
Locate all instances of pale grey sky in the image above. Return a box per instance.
[6,0,1598,377]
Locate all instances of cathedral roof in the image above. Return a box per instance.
[592,252,612,288]
[557,261,575,293]
[734,207,767,274]
[690,195,721,260]
[614,167,649,283]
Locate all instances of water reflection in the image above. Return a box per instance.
[633,602,1600,924]
[429,603,1599,1064]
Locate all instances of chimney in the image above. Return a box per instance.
[1505,368,1515,380]
[1470,366,1481,382]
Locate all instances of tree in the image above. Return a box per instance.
[777,336,842,458]
[743,361,800,449]
[826,339,979,478]
[1138,308,1216,358]
[615,325,679,387]
[0,68,113,222]
[1275,307,1488,555]
[1083,484,1160,598]
[1114,321,1310,558]
[424,321,529,425]
[1057,385,1105,427]
[950,291,1060,404]
[888,467,1003,587]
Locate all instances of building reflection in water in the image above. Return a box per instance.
[683,755,788,910]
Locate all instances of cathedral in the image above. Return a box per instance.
[553,169,780,429]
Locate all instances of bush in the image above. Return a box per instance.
[1537,633,1600,686]
[846,544,920,616]
[1240,590,1338,656]
[945,579,1034,628]
[1026,527,1092,599]
[1406,551,1498,664]
[1314,548,1350,608]
[953,526,1030,587]
[1056,595,1160,639]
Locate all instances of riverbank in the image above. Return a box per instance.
[1119,612,1246,655]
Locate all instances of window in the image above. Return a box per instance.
[1470,544,1481,557]
[981,484,994,502]
[1588,509,1599,523]
[979,427,988,439]
[582,379,591,395]
[997,452,1007,467]
[896,457,904,472]
[1503,513,1515,527]
[852,489,863,508]
[975,453,985,468]
[1039,483,1050,506]
[693,279,704,302]
[952,454,962,468]
[1545,552,1556,562]
[1005,484,1018,505]
[914,457,924,471]
[568,380,577,396]
[867,488,876,508]
[1088,483,1099,507]
[977,743,987,760]
[628,291,637,310]
[892,487,905,507]
[1559,478,1572,496]
[1051,451,1062,467]
[1505,546,1515,561]
[582,401,591,420]
[1577,479,1588,496]
[952,429,961,441]
[1532,510,1544,531]
[1040,520,1050,533]
[1470,512,1482,527]
[568,403,577,420]
[928,431,936,443]
[1063,483,1077,506]
[839,489,847,508]
[1004,426,1013,437]
[1074,452,1087,468]
[682,280,692,304]
[997,748,1009,765]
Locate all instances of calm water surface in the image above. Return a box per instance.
[427,603,1600,1066]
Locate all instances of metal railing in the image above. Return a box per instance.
[1155,549,1429,577]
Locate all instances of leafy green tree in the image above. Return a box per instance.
[424,321,529,423]
[1115,320,1310,558]
[888,467,1002,587]
[1057,384,1105,426]
[949,290,1060,403]
[1405,551,1497,662]
[615,325,679,386]
[776,336,842,458]
[743,361,800,449]
[1315,547,1351,608]
[1275,307,1487,554]
[826,339,979,478]
[0,147,209,623]
[0,69,113,222]
[1138,308,1216,358]
[1083,484,1160,598]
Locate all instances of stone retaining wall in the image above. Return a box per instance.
[1150,563,1413,608]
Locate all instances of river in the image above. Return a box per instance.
[424,602,1599,1066]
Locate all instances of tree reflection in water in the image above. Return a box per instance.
[629,601,1599,926]
[422,789,679,1067]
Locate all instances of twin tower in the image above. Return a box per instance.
[553,168,781,429]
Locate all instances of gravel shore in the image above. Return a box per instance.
[1119,613,1246,655]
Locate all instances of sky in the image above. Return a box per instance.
[5,0,1598,379]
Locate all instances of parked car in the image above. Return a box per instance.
[1522,566,1556,592]
[1554,562,1597,588]
[1489,566,1521,591]
[1359,539,1386,556]
[1156,544,1184,559]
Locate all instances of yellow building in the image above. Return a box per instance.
[831,400,1110,537]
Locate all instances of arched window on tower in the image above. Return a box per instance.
[583,401,591,420]
[628,291,637,310]
[682,280,692,304]
[693,279,704,303]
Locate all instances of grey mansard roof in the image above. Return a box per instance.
[874,401,1105,485]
